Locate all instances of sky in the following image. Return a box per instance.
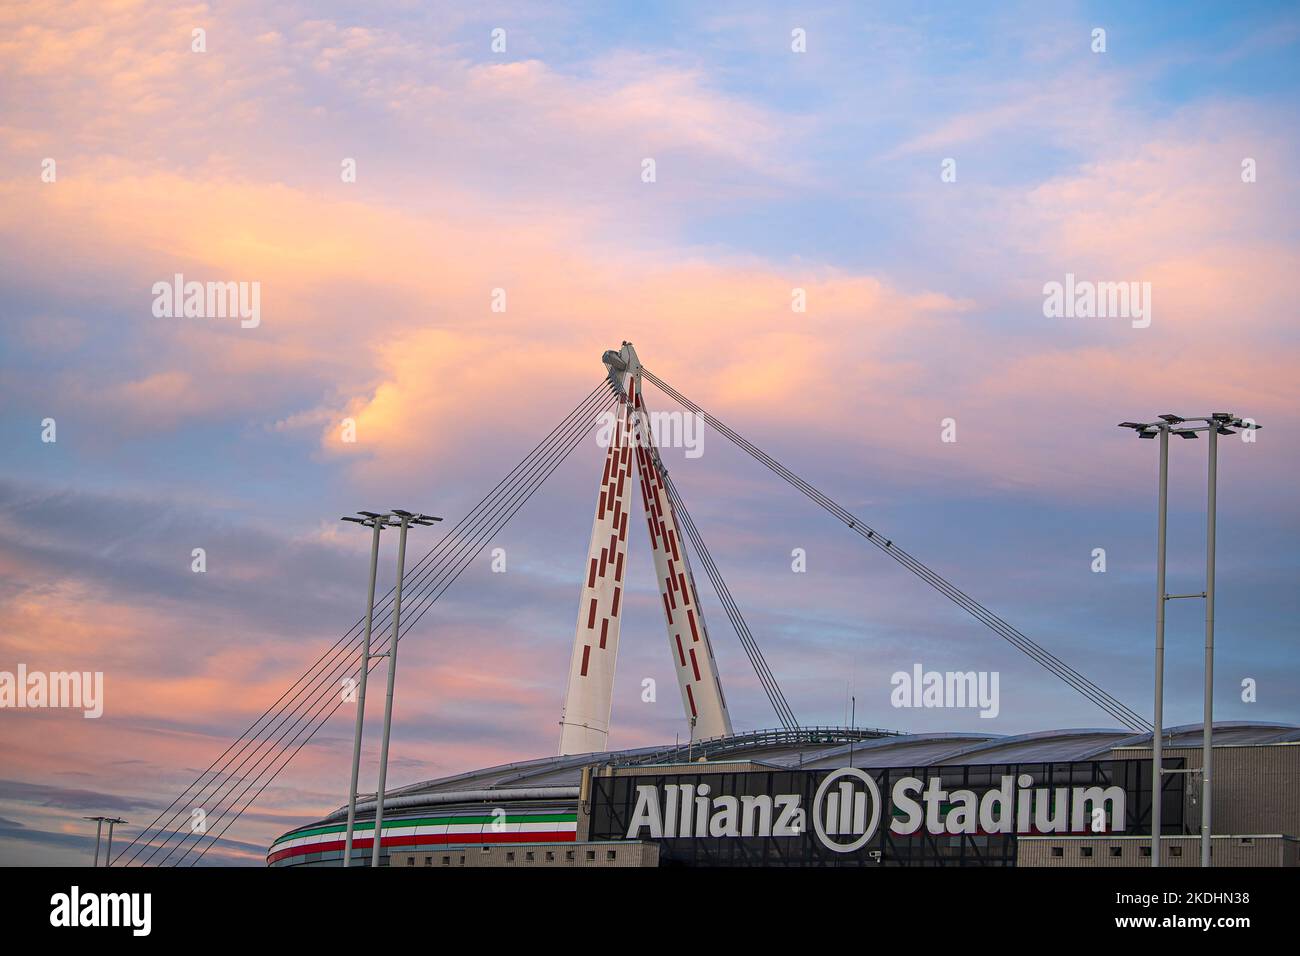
[0,0,1297,865]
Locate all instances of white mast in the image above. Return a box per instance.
[558,344,732,755]
[557,364,634,755]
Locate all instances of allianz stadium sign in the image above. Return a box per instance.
[626,767,1125,852]
[588,761,1158,863]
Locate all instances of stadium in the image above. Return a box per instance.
[269,721,1300,867]
[263,346,1298,868]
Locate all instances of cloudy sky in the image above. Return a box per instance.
[1,1,1297,865]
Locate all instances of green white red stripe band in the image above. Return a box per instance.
[268,812,577,865]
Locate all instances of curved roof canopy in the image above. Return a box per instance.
[341,721,1300,813]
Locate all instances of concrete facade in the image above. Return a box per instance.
[390,841,659,868]
[1109,741,1300,838]
[1018,834,1300,867]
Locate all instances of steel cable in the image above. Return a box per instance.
[642,368,1151,733]
[178,388,618,866]
[177,389,618,866]
[663,471,799,728]
[117,382,614,865]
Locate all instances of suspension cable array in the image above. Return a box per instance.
[657,468,798,729]
[641,367,1152,734]
[113,381,619,867]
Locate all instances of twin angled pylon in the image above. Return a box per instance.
[558,343,732,755]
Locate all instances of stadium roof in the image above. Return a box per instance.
[331,721,1300,818]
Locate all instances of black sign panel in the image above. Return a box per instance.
[587,759,1183,866]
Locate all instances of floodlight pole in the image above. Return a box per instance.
[85,815,127,866]
[369,512,444,865]
[1151,424,1169,866]
[370,514,409,866]
[1123,411,1257,868]
[104,818,124,866]
[87,816,105,867]
[1201,424,1219,867]
[342,514,388,868]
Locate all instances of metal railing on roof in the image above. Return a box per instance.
[617,725,901,767]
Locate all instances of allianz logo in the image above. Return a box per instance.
[627,767,1126,853]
